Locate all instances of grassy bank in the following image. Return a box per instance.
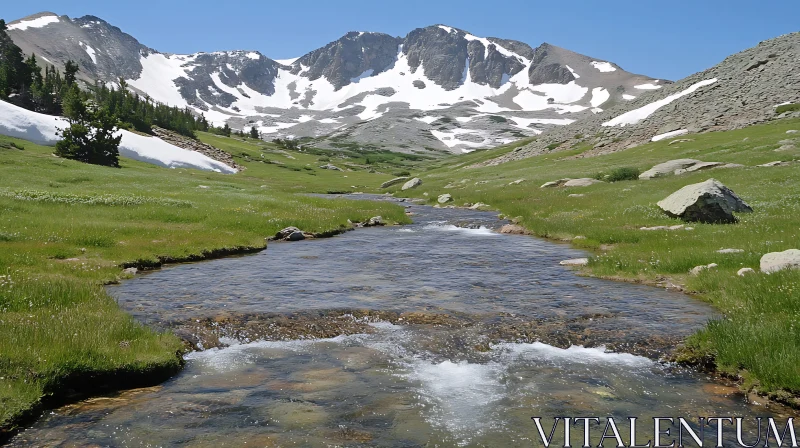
[0,132,411,432]
[393,118,800,399]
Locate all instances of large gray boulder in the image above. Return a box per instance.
[402,178,422,190]
[760,249,800,273]
[639,159,701,179]
[657,179,753,223]
[381,177,410,188]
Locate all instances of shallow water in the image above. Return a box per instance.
[9,195,778,447]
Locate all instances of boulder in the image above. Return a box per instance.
[787,130,798,134]
[560,258,589,267]
[509,179,525,185]
[639,159,701,179]
[437,194,453,204]
[657,179,753,223]
[674,161,723,175]
[274,226,302,240]
[760,249,800,273]
[381,177,410,188]
[468,202,488,209]
[402,178,422,190]
[499,224,529,235]
[122,267,138,275]
[563,178,602,187]
[319,164,343,171]
[287,231,306,241]
[690,263,718,276]
[540,178,572,188]
[362,216,385,227]
[737,268,756,276]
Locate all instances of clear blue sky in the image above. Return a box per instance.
[4,0,799,81]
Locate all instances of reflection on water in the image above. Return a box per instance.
[8,195,778,447]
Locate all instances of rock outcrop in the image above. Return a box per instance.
[402,178,422,190]
[657,179,753,223]
[151,127,242,170]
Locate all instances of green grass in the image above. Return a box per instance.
[0,132,410,430]
[392,118,800,396]
[776,103,800,114]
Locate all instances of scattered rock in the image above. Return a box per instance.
[197,185,209,189]
[560,258,589,267]
[563,178,602,187]
[573,235,587,240]
[287,231,306,241]
[499,224,529,235]
[568,194,585,198]
[540,178,572,188]
[737,268,756,276]
[402,178,422,190]
[717,248,744,254]
[640,159,701,179]
[437,194,453,204]
[758,161,789,167]
[776,144,796,151]
[657,178,753,223]
[362,216,384,227]
[640,225,685,231]
[787,130,798,134]
[690,263,718,275]
[320,164,343,171]
[760,249,800,273]
[509,179,525,185]
[381,177,410,188]
[468,202,488,209]
[151,126,242,171]
[674,161,724,175]
[122,267,138,275]
[668,139,694,145]
[273,226,313,242]
[721,163,745,169]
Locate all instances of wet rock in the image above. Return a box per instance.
[657,178,753,223]
[559,258,589,266]
[717,248,744,254]
[564,178,602,187]
[273,226,312,241]
[760,249,800,273]
[737,267,756,276]
[319,163,343,171]
[437,193,453,204]
[402,177,422,190]
[690,263,718,275]
[499,224,529,235]
[540,178,571,188]
[380,176,409,188]
[639,159,701,179]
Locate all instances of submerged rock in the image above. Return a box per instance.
[402,177,422,190]
[760,249,800,273]
[657,178,753,223]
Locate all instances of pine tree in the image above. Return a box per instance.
[222,123,231,137]
[64,60,78,87]
[55,85,121,167]
[249,126,259,139]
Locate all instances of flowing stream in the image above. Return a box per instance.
[9,195,779,447]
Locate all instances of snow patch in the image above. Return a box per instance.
[128,53,190,108]
[245,52,260,60]
[438,25,455,33]
[622,94,636,100]
[590,61,616,72]
[634,83,662,90]
[275,57,299,65]
[79,42,97,64]
[0,100,236,173]
[350,69,375,83]
[565,65,580,79]
[590,87,610,107]
[603,78,718,127]
[651,129,688,141]
[415,115,443,124]
[7,15,60,31]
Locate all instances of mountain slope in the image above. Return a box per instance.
[481,32,800,165]
[6,13,668,154]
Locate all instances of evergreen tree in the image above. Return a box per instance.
[55,85,121,167]
[222,123,231,137]
[64,60,78,87]
[249,126,259,139]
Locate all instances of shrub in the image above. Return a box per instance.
[607,167,640,182]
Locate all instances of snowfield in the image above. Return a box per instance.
[0,100,237,173]
[590,61,616,72]
[602,79,718,127]
[7,14,60,31]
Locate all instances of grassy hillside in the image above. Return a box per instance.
[0,132,411,432]
[393,118,800,399]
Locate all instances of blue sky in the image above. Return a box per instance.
[4,0,798,81]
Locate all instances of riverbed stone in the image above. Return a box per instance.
[402,178,422,190]
[380,177,409,188]
[657,179,753,223]
[760,249,800,273]
[437,194,453,204]
[559,258,589,266]
[499,224,529,235]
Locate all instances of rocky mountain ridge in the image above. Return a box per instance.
[6,12,667,154]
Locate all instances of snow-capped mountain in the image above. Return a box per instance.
[6,12,669,154]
